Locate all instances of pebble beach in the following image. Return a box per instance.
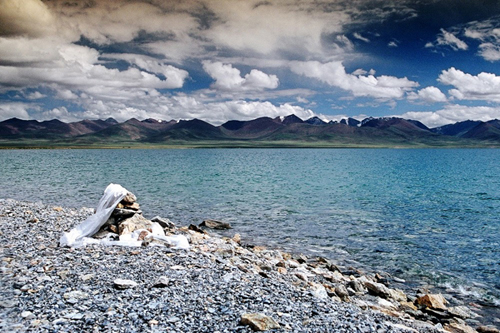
[0,198,498,333]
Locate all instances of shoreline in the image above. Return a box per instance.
[1,199,498,332]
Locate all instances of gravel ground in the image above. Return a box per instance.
[0,199,446,332]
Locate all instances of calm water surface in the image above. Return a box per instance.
[1,149,499,310]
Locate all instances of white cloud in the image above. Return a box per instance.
[105,54,189,88]
[0,0,56,37]
[407,86,447,103]
[401,104,500,128]
[203,0,348,57]
[0,102,31,120]
[0,35,189,108]
[26,91,46,100]
[388,41,398,48]
[353,32,370,43]
[436,29,468,51]
[462,18,500,61]
[55,89,78,100]
[203,61,279,91]
[438,67,500,102]
[40,106,81,122]
[290,61,418,99]
[478,43,500,61]
[49,94,316,125]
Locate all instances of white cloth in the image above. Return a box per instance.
[59,184,190,250]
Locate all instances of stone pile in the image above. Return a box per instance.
[93,191,175,243]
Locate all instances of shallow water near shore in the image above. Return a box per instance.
[1,148,499,318]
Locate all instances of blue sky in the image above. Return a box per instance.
[1,0,500,127]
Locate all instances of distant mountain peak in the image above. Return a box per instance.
[340,117,361,127]
[305,116,326,125]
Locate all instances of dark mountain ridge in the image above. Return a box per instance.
[1,116,499,146]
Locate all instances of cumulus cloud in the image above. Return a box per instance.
[37,93,316,125]
[0,102,31,120]
[203,61,279,91]
[26,91,46,100]
[290,61,418,99]
[438,67,500,102]
[401,104,500,128]
[55,89,79,100]
[407,86,447,103]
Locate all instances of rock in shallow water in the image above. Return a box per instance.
[199,219,232,230]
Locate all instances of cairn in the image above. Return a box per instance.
[94,191,174,241]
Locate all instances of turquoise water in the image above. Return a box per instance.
[1,149,499,309]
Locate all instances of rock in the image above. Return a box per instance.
[334,285,349,300]
[448,305,472,319]
[400,301,418,311]
[188,224,205,233]
[388,288,407,302]
[364,280,391,299]
[151,216,175,229]
[152,276,169,288]
[294,272,308,282]
[384,322,419,333]
[122,192,137,204]
[21,311,35,319]
[477,326,500,333]
[80,274,94,281]
[232,233,241,244]
[415,294,448,310]
[444,323,477,333]
[113,278,138,289]
[277,267,287,274]
[124,202,140,210]
[63,290,89,301]
[310,283,328,299]
[199,219,232,230]
[240,313,280,331]
[349,279,366,293]
[113,208,140,218]
[118,214,153,235]
[0,300,17,308]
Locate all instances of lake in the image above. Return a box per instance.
[1,148,499,313]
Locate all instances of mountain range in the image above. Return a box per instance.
[1,115,500,148]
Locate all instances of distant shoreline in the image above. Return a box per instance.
[1,141,499,149]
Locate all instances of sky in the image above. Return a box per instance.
[1,0,500,128]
